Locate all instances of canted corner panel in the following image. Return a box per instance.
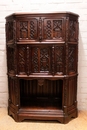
[68,44,77,74]
[6,21,13,43]
[69,20,78,42]
[7,47,15,74]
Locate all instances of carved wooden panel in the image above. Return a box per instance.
[67,77,77,107]
[17,45,27,74]
[6,21,13,42]
[69,20,78,42]
[55,45,65,75]
[17,19,37,41]
[43,18,65,41]
[7,47,14,73]
[8,77,19,106]
[31,46,51,73]
[68,44,77,74]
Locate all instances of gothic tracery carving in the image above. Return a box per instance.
[46,20,52,39]
[32,48,39,72]
[7,47,14,73]
[7,21,13,41]
[55,46,64,74]
[30,21,36,39]
[40,48,49,72]
[53,20,62,39]
[68,46,76,72]
[18,46,26,74]
[69,20,77,41]
[39,17,42,41]
[20,21,28,39]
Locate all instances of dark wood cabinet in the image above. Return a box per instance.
[5,12,79,123]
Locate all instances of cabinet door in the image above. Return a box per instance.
[31,45,51,74]
[16,18,38,42]
[43,18,65,42]
[17,44,65,76]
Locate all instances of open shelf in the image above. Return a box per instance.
[20,79,63,110]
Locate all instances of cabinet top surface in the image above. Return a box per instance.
[5,11,79,18]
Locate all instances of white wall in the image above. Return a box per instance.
[0,0,87,110]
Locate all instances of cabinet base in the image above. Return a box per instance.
[8,107,78,124]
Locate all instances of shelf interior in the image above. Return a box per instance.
[20,79,63,110]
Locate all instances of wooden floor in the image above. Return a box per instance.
[0,108,87,130]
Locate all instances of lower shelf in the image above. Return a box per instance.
[20,97,62,109]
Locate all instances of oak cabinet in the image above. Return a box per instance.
[6,12,79,123]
